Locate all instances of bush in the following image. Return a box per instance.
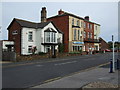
[38,52,46,55]
[69,52,81,54]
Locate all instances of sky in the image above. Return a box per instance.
[0,1,119,42]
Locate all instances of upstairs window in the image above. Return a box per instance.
[78,30,80,40]
[96,26,97,30]
[12,30,18,35]
[84,22,86,28]
[74,29,76,40]
[84,31,86,38]
[28,32,33,41]
[77,20,79,26]
[45,32,50,42]
[81,21,83,27]
[91,33,92,38]
[45,32,56,43]
[72,19,74,25]
[90,24,92,29]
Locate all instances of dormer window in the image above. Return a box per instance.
[12,30,18,35]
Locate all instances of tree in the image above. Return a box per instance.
[58,43,64,53]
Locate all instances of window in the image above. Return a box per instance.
[77,20,79,26]
[78,30,80,40]
[84,31,86,38]
[28,46,32,53]
[84,22,86,28]
[90,24,92,29]
[28,32,33,41]
[91,33,92,38]
[88,32,90,38]
[12,30,18,35]
[53,33,56,42]
[74,29,76,40]
[81,21,83,27]
[88,23,91,29]
[45,32,50,42]
[73,46,82,51]
[72,19,74,25]
[45,32,56,43]
[96,26,97,30]
[88,23,89,29]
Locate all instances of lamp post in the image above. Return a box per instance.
[112,35,115,72]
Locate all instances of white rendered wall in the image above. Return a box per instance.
[21,27,36,55]
[21,22,63,55]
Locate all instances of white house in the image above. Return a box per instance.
[20,21,63,55]
[7,7,63,55]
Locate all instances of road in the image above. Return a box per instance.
[2,52,119,88]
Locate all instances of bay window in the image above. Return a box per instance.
[45,32,56,43]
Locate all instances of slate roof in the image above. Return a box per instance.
[7,18,63,33]
[15,18,51,29]
[48,12,100,26]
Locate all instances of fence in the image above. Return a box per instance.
[2,51,16,61]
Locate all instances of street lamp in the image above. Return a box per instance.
[112,35,115,72]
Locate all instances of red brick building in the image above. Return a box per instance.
[99,37,109,51]
[47,9,100,53]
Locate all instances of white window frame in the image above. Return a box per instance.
[28,31,33,41]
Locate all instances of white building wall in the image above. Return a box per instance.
[2,41,14,51]
[94,24,100,51]
[21,27,36,55]
[21,22,63,55]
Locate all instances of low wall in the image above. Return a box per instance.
[16,51,88,62]
[2,51,16,61]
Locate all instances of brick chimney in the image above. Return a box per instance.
[84,16,89,21]
[41,7,47,22]
[58,9,64,15]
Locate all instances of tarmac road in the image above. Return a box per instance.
[2,52,119,88]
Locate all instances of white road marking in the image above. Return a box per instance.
[54,61,77,66]
[35,65,43,67]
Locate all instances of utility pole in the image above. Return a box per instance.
[112,35,115,72]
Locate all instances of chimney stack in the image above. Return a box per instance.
[58,9,64,15]
[41,7,47,22]
[84,16,89,21]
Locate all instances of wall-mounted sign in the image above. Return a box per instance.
[73,42,84,44]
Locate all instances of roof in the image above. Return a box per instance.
[8,18,51,29]
[47,12,100,26]
[44,28,57,33]
[7,18,63,34]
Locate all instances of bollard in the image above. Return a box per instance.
[117,59,119,70]
[109,60,113,73]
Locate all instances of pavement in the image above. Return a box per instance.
[31,64,119,89]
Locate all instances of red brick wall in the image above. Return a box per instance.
[47,16,69,52]
[84,21,94,51]
[8,20,22,54]
[99,38,109,50]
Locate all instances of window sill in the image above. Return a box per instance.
[28,40,33,42]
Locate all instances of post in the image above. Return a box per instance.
[112,35,115,72]
[117,59,119,70]
[109,59,113,73]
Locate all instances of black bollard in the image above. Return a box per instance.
[117,59,119,70]
[109,60,113,73]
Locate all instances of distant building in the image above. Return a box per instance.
[99,37,109,51]
[1,40,14,52]
[47,9,100,52]
[7,7,63,55]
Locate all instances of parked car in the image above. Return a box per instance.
[101,49,111,52]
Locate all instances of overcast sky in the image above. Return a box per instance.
[1,2,119,42]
